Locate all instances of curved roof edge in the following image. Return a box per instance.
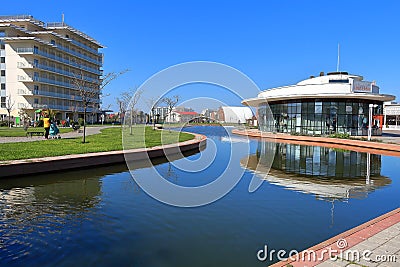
[242,93,396,107]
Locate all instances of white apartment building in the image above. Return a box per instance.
[0,15,103,123]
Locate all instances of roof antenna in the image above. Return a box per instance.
[336,43,340,72]
[62,13,65,24]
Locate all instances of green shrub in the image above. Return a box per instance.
[78,118,84,126]
[329,133,350,139]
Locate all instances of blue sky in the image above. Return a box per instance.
[3,0,400,112]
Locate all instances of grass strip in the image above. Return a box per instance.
[0,126,194,161]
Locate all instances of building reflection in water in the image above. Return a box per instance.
[241,142,391,202]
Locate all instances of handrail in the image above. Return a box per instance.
[18,61,99,83]
[16,47,102,75]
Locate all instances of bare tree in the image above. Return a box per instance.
[146,97,162,130]
[117,88,143,135]
[116,97,126,126]
[19,108,31,130]
[100,103,112,125]
[89,102,100,125]
[5,95,15,128]
[72,69,127,143]
[162,95,180,131]
[70,100,80,122]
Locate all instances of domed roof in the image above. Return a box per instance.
[242,72,395,106]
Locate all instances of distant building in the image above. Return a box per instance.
[153,106,169,121]
[174,106,194,112]
[383,101,400,129]
[217,106,253,123]
[0,15,104,122]
[166,110,198,123]
[201,108,216,118]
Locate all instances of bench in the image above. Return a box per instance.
[26,131,44,137]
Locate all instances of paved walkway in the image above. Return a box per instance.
[271,208,400,267]
[378,130,400,145]
[0,126,110,143]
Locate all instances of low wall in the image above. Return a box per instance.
[232,129,400,157]
[0,133,207,178]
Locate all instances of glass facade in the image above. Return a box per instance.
[259,99,383,136]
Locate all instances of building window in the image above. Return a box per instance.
[1,96,5,108]
[0,57,4,63]
[0,70,5,76]
[34,98,39,104]
[0,31,5,37]
[1,84,5,90]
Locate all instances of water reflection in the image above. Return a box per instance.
[0,165,124,264]
[242,142,391,201]
[0,149,201,265]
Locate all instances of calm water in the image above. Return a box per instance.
[0,126,399,266]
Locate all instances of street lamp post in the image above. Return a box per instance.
[368,104,378,141]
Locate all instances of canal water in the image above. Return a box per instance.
[0,126,399,266]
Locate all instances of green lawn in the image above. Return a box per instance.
[0,127,194,161]
[0,127,73,137]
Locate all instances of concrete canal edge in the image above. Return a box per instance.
[270,207,400,267]
[0,133,207,178]
[232,129,400,157]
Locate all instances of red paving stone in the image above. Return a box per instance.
[270,208,400,267]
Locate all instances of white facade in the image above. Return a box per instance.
[220,106,253,123]
[0,15,103,122]
[165,111,198,123]
[383,102,400,129]
[154,106,169,120]
[243,73,395,106]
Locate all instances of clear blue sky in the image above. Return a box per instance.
[3,0,400,112]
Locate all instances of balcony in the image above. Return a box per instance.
[18,88,87,101]
[18,74,96,92]
[46,21,102,54]
[70,39,101,55]
[16,47,34,54]
[17,62,100,83]
[35,103,97,112]
[17,75,32,82]
[16,48,102,75]
[55,44,102,65]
